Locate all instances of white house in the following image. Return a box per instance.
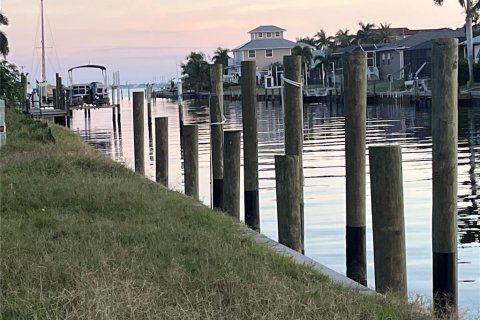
[229,25,313,76]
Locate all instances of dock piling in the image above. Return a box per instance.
[275,155,302,253]
[133,92,145,175]
[283,55,304,253]
[344,51,367,286]
[223,129,241,218]
[241,61,260,231]
[369,145,407,300]
[432,38,458,316]
[155,117,168,186]
[210,63,224,209]
[184,124,199,199]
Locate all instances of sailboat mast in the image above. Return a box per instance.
[41,0,46,83]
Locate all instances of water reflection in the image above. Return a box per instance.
[72,94,480,310]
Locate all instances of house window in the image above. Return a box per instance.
[275,32,280,37]
[248,50,256,58]
[266,32,272,38]
[265,49,273,57]
[258,32,263,38]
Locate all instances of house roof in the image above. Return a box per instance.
[332,43,389,54]
[234,38,298,50]
[384,28,465,49]
[460,35,480,45]
[248,25,286,33]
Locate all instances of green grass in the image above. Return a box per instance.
[0,108,435,319]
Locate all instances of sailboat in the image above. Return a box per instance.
[31,0,55,109]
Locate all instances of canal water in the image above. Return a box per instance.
[71,92,479,313]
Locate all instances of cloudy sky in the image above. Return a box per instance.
[2,0,463,83]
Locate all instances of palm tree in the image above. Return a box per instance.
[314,54,338,87]
[355,22,376,44]
[0,11,9,58]
[314,29,334,52]
[434,0,480,88]
[335,29,354,47]
[292,45,313,85]
[212,47,229,75]
[377,22,393,43]
[296,36,317,47]
[181,51,210,93]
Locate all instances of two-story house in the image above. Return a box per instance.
[229,25,311,77]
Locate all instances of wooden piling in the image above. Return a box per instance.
[283,55,304,253]
[21,73,28,111]
[223,129,241,218]
[369,145,407,300]
[241,61,260,231]
[55,73,60,109]
[275,155,302,252]
[344,51,367,286]
[184,124,199,199]
[432,38,458,315]
[52,89,57,108]
[133,92,145,175]
[155,117,168,186]
[210,63,224,209]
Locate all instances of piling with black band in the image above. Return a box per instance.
[241,60,260,231]
[210,64,224,209]
[431,38,458,316]
[344,51,367,286]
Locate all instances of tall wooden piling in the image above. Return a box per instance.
[344,51,367,286]
[184,124,199,199]
[283,55,304,253]
[21,73,28,111]
[241,61,260,231]
[133,92,145,175]
[275,155,302,252]
[55,73,64,110]
[369,145,407,300]
[432,38,458,315]
[52,89,57,108]
[155,117,168,186]
[223,130,241,218]
[210,63,224,209]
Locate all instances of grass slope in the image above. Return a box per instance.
[0,109,432,319]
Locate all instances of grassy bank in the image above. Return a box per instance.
[1,108,432,319]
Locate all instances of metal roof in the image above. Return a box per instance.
[383,28,465,50]
[248,25,286,33]
[460,35,480,45]
[235,38,297,50]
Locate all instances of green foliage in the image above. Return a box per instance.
[0,61,23,107]
[0,11,9,57]
[181,51,210,92]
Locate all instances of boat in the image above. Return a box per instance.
[66,65,110,107]
[31,0,55,109]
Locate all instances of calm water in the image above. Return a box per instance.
[71,92,480,313]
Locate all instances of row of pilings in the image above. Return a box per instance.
[132,39,459,317]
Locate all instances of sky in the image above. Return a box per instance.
[1,0,464,84]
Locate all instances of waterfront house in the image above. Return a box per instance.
[229,25,315,77]
[331,28,465,82]
[382,28,465,80]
